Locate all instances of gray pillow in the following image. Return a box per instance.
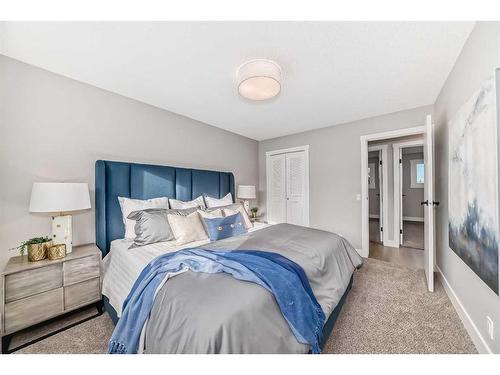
[127,207,198,248]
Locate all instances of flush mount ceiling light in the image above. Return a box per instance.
[237,59,282,101]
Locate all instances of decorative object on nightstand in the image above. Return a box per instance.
[1,244,102,354]
[250,207,259,219]
[47,244,66,260]
[237,185,256,214]
[10,236,53,262]
[29,182,91,254]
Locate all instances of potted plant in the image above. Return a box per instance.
[10,236,53,262]
[250,207,259,219]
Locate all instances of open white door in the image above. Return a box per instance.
[378,151,383,242]
[399,147,404,245]
[423,114,436,292]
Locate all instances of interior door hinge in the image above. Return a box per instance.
[379,160,382,166]
[380,227,383,232]
[400,229,403,234]
[399,158,402,164]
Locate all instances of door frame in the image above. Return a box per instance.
[360,126,424,258]
[265,145,310,226]
[367,144,389,246]
[392,139,424,247]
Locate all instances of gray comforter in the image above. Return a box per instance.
[144,223,363,353]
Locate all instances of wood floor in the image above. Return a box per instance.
[368,218,424,270]
[369,242,424,270]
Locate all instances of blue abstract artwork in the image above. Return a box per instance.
[448,72,499,294]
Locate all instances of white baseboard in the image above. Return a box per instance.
[436,265,492,354]
[403,216,424,222]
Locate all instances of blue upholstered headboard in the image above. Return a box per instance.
[95,160,235,256]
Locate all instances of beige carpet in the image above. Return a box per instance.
[11,258,476,354]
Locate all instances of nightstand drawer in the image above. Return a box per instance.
[5,264,63,303]
[4,288,64,334]
[63,255,100,285]
[64,277,100,310]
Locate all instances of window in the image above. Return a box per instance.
[410,159,424,188]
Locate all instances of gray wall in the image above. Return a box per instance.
[0,55,258,271]
[434,22,500,353]
[402,152,424,219]
[258,105,432,250]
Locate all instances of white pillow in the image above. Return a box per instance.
[197,208,224,219]
[118,196,169,239]
[223,205,253,230]
[167,211,209,245]
[169,195,206,210]
[204,193,233,208]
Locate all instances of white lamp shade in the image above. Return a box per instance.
[29,182,91,213]
[237,185,256,200]
[238,59,281,101]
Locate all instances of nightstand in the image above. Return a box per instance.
[1,244,102,353]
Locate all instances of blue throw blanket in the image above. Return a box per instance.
[108,248,325,354]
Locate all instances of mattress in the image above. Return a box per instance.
[101,222,270,316]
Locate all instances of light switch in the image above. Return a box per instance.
[356,194,361,201]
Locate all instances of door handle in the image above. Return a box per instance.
[432,201,440,206]
[420,200,429,206]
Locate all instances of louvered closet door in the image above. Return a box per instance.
[268,153,287,223]
[285,151,307,226]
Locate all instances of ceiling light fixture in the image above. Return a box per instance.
[237,59,282,101]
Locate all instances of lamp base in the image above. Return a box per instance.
[241,200,250,214]
[52,214,73,253]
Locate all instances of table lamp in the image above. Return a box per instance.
[29,182,91,253]
[237,185,256,213]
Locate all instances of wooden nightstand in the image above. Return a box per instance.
[1,244,102,353]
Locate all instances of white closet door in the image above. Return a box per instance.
[268,153,287,223]
[286,151,307,226]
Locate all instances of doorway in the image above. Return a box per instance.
[393,141,425,251]
[367,144,389,246]
[360,116,436,292]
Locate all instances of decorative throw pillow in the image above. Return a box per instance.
[167,211,209,245]
[169,195,206,210]
[204,193,233,208]
[197,208,224,219]
[127,207,198,248]
[118,196,169,239]
[205,203,240,213]
[223,205,253,230]
[202,213,247,241]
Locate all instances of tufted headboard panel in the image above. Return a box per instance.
[95,160,235,256]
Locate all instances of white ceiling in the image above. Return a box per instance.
[0,22,474,141]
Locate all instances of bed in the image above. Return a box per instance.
[96,160,362,353]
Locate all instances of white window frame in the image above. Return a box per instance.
[410,159,425,188]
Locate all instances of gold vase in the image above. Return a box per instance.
[27,240,52,262]
[47,244,66,260]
